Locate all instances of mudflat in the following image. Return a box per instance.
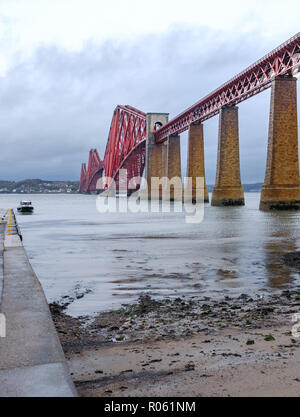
[50,290,300,397]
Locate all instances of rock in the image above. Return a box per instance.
[76,294,84,300]
[239,294,248,300]
[110,326,120,331]
[115,334,125,342]
[282,252,300,267]
[185,363,195,371]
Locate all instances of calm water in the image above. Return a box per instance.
[1,193,300,317]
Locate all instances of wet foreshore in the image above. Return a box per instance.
[51,290,300,350]
[50,288,300,397]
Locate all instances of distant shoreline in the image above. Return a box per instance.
[0,179,79,194]
[0,180,263,195]
[0,192,80,195]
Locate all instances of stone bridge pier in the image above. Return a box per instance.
[186,123,209,203]
[212,106,245,207]
[260,76,300,211]
[167,134,182,201]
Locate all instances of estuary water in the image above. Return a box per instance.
[1,193,300,317]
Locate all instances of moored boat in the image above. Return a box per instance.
[17,200,34,214]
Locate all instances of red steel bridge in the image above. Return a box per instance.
[79,32,300,194]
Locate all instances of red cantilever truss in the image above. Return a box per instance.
[79,163,87,193]
[83,149,105,193]
[103,105,146,190]
[80,106,146,193]
[155,32,300,143]
[80,32,300,192]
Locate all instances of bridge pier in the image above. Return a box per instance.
[186,123,209,203]
[260,76,300,211]
[167,135,182,201]
[212,106,245,207]
[142,113,169,200]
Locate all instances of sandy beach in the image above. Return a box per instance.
[50,288,300,397]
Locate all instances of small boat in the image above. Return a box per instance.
[17,200,34,214]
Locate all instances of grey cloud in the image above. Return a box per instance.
[0,27,298,182]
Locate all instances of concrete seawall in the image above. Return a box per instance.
[0,209,77,397]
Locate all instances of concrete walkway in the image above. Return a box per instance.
[0,210,77,397]
[0,224,4,306]
[0,209,8,305]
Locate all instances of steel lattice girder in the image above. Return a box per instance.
[113,141,146,192]
[85,149,104,192]
[103,105,146,189]
[79,163,87,193]
[155,32,300,143]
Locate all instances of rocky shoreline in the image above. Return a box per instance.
[50,289,300,351]
[50,288,300,397]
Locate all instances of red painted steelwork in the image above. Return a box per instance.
[84,149,104,193]
[155,32,300,143]
[80,106,146,193]
[79,163,87,193]
[113,140,146,193]
[102,105,146,190]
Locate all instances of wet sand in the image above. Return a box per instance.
[50,289,300,397]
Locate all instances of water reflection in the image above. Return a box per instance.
[262,211,300,289]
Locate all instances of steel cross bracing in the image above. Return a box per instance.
[154,32,300,143]
[103,105,146,190]
[79,163,87,193]
[84,149,104,193]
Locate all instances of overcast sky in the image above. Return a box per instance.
[0,0,300,183]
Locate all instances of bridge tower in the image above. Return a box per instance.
[142,113,169,200]
[260,76,300,211]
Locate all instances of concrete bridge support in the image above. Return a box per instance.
[167,135,182,201]
[186,123,209,203]
[260,76,300,211]
[212,106,245,207]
